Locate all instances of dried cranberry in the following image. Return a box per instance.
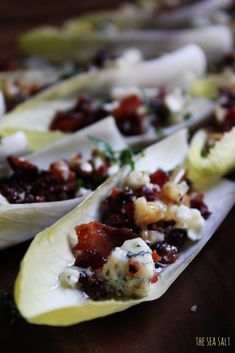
[8,156,38,176]
[75,249,106,269]
[101,189,137,230]
[152,242,179,265]
[150,96,170,127]
[222,107,235,132]
[190,195,211,220]
[79,272,107,300]
[50,96,109,132]
[113,95,145,136]
[136,185,160,201]
[92,50,114,68]
[150,169,169,187]
[166,228,187,249]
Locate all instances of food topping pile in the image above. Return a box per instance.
[59,165,210,300]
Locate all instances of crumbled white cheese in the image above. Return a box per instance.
[107,164,119,176]
[165,89,187,113]
[103,101,119,112]
[59,266,81,288]
[125,170,150,190]
[75,187,90,198]
[141,230,165,244]
[115,48,143,69]
[79,160,93,173]
[166,204,205,240]
[101,238,155,298]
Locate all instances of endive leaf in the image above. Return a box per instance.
[0,117,126,249]
[14,129,235,326]
[0,128,64,152]
[190,71,235,99]
[187,127,235,187]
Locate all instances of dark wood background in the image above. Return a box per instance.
[0,1,234,353]
[0,0,130,60]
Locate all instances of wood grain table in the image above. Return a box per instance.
[0,1,234,352]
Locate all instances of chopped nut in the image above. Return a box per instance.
[134,197,166,227]
[162,181,189,204]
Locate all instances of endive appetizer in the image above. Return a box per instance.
[0,45,212,149]
[0,49,146,115]
[14,129,235,326]
[0,117,128,249]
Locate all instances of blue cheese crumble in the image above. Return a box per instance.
[100,238,155,297]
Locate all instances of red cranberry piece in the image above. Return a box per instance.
[150,169,169,187]
[75,249,106,269]
[79,272,107,300]
[153,242,179,265]
[166,228,187,249]
[222,107,235,132]
[113,95,145,136]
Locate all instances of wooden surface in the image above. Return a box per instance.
[0,1,234,352]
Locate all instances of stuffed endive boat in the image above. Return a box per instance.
[0,49,146,115]
[0,45,212,149]
[0,117,128,249]
[15,129,235,326]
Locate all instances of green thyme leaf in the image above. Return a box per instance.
[88,135,116,163]
[155,128,166,139]
[76,178,85,188]
[119,149,135,170]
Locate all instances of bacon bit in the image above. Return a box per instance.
[111,187,122,198]
[151,274,158,284]
[7,156,38,175]
[150,169,169,187]
[114,95,142,119]
[152,250,162,262]
[73,221,137,260]
[74,222,113,258]
[50,161,76,182]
